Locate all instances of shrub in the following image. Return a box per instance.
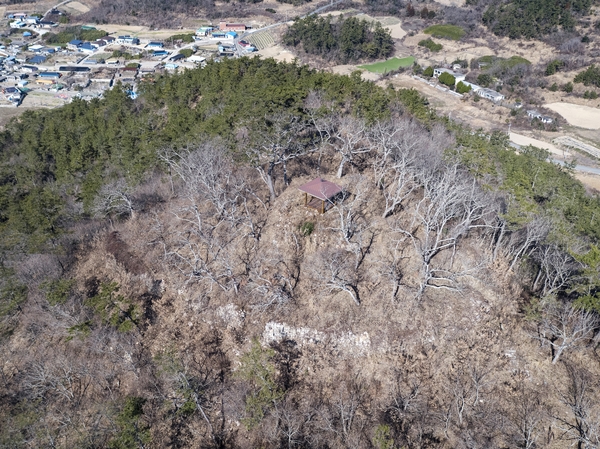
[438,71,456,87]
[476,73,493,87]
[299,221,314,236]
[423,66,434,77]
[549,82,558,91]
[418,38,442,52]
[179,48,193,58]
[265,8,276,13]
[545,59,564,76]
[456,81,471,93]
[42,279,75,305]
[563,82,573,93]
[574,65,600,88]
[168,33,195,43]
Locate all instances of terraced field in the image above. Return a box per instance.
[247,31,275,50]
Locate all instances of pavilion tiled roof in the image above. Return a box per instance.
[298,178,343,201]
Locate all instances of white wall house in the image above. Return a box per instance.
[433,68,466,84]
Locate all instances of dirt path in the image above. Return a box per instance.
[509,132,565,157]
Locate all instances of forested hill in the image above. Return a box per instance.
[283,15,395,63]
[2,57,600,448]
[481,0,596,38]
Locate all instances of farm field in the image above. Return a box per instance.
[358,56,415,73]
[545,102,600,130]
[247,31,275,50]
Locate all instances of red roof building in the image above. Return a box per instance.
[219,22,247,32]
[298,178,343,213]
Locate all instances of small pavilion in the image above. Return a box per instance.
[298,178,343,214]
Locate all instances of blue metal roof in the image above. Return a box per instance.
[28,55,46,64]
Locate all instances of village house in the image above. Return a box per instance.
[527,110,553,123]
[28,44,44,53]
[218,22,247,32]
[39,20,57,28]
[115,36,140,45]
[169,53,185,62]
[477,88,505,102]
[433,68,466,84]
[67,39,83,51]
[195,26,213,36]
[28,55,46,64]
[78,42,96,53]
[146,41,164,49]
[187,55,206,65]
[38,71,61,80]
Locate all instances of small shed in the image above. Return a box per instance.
[298,178,343,214]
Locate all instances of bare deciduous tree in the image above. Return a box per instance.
[369,118,425,218]
[93,179,136,218]
[394,164,494,296]
[554,363,600,449]
[308,249,361,305]
[158,143,245,226]
[243,114,316,201]
[317,377,368,448]
[505,382,544,449]
[535,302,598,364]
[532,244,578,296]
[321,115,371,179]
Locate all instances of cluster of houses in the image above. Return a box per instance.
[432,66,554,124]
[8,12,57,30]
[432,67,506,103]
[0,14,259,107]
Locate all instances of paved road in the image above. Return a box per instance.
[509,140,600,175]
[43,0,71,19]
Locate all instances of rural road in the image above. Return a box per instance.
[43,0,71,19]
[509,140,600,175]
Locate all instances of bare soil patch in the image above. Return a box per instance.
[329,64,379,81]
[255,44,295,63]
[575,173,600,192]
[509,132,564,156]
[0,107,37,130]
[544,102,600,130]
[403,32,555,67]
[386,22,406,40]
[62,0,90,14]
